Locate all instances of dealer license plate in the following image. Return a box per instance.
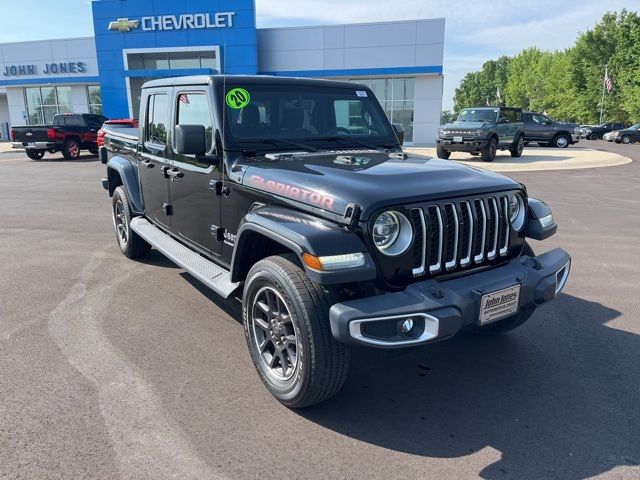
[479,285,521,325]
[453,136,463,143]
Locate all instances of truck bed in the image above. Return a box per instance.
[11,125,50,144]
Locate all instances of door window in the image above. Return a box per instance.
[176,92,214,152]
[146,94,169,146]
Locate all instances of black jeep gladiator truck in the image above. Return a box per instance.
[11,113,107,160]
[437,107,525,162]
[101,76,570,408]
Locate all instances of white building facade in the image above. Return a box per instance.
[0,1,444,145]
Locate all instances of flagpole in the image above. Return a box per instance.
[599,64,608,124]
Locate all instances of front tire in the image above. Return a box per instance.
[481,138,497,162]
[621,135,631,144]
[243,255,350,408]
[552,134,570,148]
[112,186,151,259]
[510,135,525,157]
[474,242,536,335]
[62,139,81,160]
[436,145,451,159]
[26,150,45,160]
[589,132,600,141]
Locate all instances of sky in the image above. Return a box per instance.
[0,0,637,110]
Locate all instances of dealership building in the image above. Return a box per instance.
[0,0,444,145]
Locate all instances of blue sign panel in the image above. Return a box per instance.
[92,0,258,118]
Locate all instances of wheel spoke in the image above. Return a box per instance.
[254,316,270,333]
[285,334,296,346]
[256,301,270,316]
[279,351,289,376]
[268,352,279,368]
[258,336,270,351]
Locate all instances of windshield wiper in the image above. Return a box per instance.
[308,136,386,152]
[236,138,318,153]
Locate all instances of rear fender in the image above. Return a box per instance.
[106,155,143,214]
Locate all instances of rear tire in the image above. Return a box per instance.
[436,145,451,159]
[589,132,600,140]
[552,134,570,148]
[481,138,497,162]
[62,139,81,160]
[243,255,350,408]
[26,150,45,160]
[510,135,525,157]
[473,242,536,335]
[112,186,151,259]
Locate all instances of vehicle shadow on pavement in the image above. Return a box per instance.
[32,155,100,163]
[299,293,640,479]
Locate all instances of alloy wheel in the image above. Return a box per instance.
[114,200,128,246]
[251,286,299,381]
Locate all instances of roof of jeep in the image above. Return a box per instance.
[142,75,367,90]
[463,106,522,111]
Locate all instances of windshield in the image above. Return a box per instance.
[457,108,499,123]
[628,124,640,130]
[222,83,397,151]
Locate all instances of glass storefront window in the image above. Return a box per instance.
[87,86,103,115]
[348,76,415,142]
[24,86,76,125]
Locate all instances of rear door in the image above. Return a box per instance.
[168,89,223,255]
[524,113,546,142]
[138,91,172,229]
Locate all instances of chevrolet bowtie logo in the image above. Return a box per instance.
[108,18,140,32]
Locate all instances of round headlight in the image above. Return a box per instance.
[476,129,485,136]
[508,193,526,231]
[372,211,413,256]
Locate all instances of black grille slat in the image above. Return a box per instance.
[411,209,424,270]
[444,205,456,264]
[485,198,497,258]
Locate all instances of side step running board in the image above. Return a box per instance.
[130,217,240,298]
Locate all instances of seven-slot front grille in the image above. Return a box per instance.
[411,195,511,277]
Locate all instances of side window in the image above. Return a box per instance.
[63,115,84,126]
[515,110,522,122]
[524,113,532,123]
[146,94,168,145]
[502,109,517,123]
[176,93,214,152]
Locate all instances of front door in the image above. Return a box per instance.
[168,89,223,256]
[138,92,172,229]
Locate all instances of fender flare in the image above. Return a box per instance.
[230,205,377,285]
[106,155,144,214]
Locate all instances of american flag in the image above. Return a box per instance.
[604,73,613,93]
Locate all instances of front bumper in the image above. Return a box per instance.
[571,133,580,143]
[329,248,571,348]
[437,138,489,151]
[12,142,56,150]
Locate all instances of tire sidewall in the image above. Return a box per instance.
[243,263,310,403]
[622,135,630,144]
[112,187,132,256]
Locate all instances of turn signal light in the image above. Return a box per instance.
[302,253,365,271]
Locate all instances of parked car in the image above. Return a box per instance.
[581,122,625,140]
[437,107,525,162]
[11,113,108,160]
[609,123,640,144]
[97,119,138,147]
[101,75,570,408]
[523,112,580,148]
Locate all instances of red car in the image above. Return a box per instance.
[97,119,139,147]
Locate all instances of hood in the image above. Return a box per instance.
[240,151,519,221]
[441,121,489,130]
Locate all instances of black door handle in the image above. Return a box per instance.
[140,159,154,169]
[163,167,184,179]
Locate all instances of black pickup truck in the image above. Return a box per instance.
[101,75,571,408]
[11,113,107,160]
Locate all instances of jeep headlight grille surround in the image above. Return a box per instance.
[508,193,526,231]
[373,211,413,256]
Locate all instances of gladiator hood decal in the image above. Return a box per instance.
[242,152,519,220]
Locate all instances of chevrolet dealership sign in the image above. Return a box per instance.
[108,12,236,32]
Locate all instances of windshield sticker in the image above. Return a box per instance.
[226,88,251,109]
[356,90,368,97]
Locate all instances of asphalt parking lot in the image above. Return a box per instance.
[1,141,639,479]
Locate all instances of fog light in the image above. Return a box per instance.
[401,318,414,334]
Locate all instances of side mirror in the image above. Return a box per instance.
[497,117,508,124]
[175,124,207,155]
[392,123,405,145]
